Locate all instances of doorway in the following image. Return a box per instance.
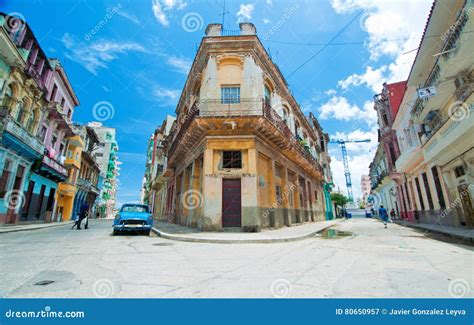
[222,178,241,227]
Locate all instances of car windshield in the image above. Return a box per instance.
[121,205,148,213]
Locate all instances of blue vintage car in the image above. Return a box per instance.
[113,204,153,235]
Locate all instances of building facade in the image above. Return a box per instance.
[88,122,119,218]
[369,81,407,217]
[72,124,100,219]
[393,1,473,228]
[360,175,371,205]
[146,23,330,232]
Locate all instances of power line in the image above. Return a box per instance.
[267,30,474,47]
[286,9,365,79]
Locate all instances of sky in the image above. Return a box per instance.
[1,0,434,205]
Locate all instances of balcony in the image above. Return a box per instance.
[167,98,325,178]
[38,155,68,181]
[77,178,100,195]
[47,102,74,136]
[2,118,44,158]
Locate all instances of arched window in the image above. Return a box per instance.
[294,120,300,137]
[16,101,25,123]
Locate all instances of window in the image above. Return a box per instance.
[50,84,58,101]
[454,166,465,178]
[0,160,12,198]
[60,98,65,107]
[16,103,25,123]
[39,125,47,141]
[222,151,242,169]
[52,135,58,148]
[422,172,434,210]
[381,111,389,126]
[221,86,240,104]
[276,185,282,204]
[264,85,271,104]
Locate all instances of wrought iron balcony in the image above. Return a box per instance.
[42,155,67,177]
[3,118,44,155]
[167,97,324,176]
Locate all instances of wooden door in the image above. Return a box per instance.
[222,178,241,227]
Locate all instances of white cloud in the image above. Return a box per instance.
[338,66,387,94]
[266,0,273,5]
[152,85,180,103]
[318,96,377,126]
[331,0,432,89]
[61,33,147,75]
[166,56,192,74]
[152,0,187,27]
[117,10,140,25]
[237,4,254,22]
[263,18,271,24]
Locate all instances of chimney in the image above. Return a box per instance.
[205,24,222,36]
[239,23,256,35]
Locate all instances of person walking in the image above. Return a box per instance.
[379,205,389,228]
[390,208,396,222]
[71,203,89,230]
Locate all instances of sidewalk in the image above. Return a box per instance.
[0,221,74,234]
[152,219,342,244]
[396,221,474,242]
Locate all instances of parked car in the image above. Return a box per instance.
[113,204,153,235]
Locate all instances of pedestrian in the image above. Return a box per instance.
[71,203,89,230]
[379,205,389,228]
[390,208,396,221]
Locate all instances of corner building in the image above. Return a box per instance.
[163,23,330,231]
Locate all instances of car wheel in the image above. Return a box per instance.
[145,230,151,236]
[112,229,119,236]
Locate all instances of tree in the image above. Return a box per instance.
[330,193,349,208]
[330,193,349,218]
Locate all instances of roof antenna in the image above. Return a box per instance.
[218,0,230,29]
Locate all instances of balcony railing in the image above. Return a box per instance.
[3,118,44,155]
[168,98,324,175]
[198,98,263,117]
[42,155,67,176]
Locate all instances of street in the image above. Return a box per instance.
[0,218,472,298]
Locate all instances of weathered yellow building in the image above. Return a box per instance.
[154,23,331,231]
[54,135,83,221]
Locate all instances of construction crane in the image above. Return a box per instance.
[329,138,371,202]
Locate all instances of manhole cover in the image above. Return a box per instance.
[34,280,55,286]
[152,243,174,246]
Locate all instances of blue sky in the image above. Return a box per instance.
[2,0,433,203]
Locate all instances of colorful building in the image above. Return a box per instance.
[393,0,473,228]
[88,122,119,218]
[146,23,330,232]
[72,124,100,219]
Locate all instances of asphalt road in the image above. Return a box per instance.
[0,218,472,298]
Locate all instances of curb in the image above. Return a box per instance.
[151,220,341,244]
[395,221,474,243]
[0,221,74,234]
